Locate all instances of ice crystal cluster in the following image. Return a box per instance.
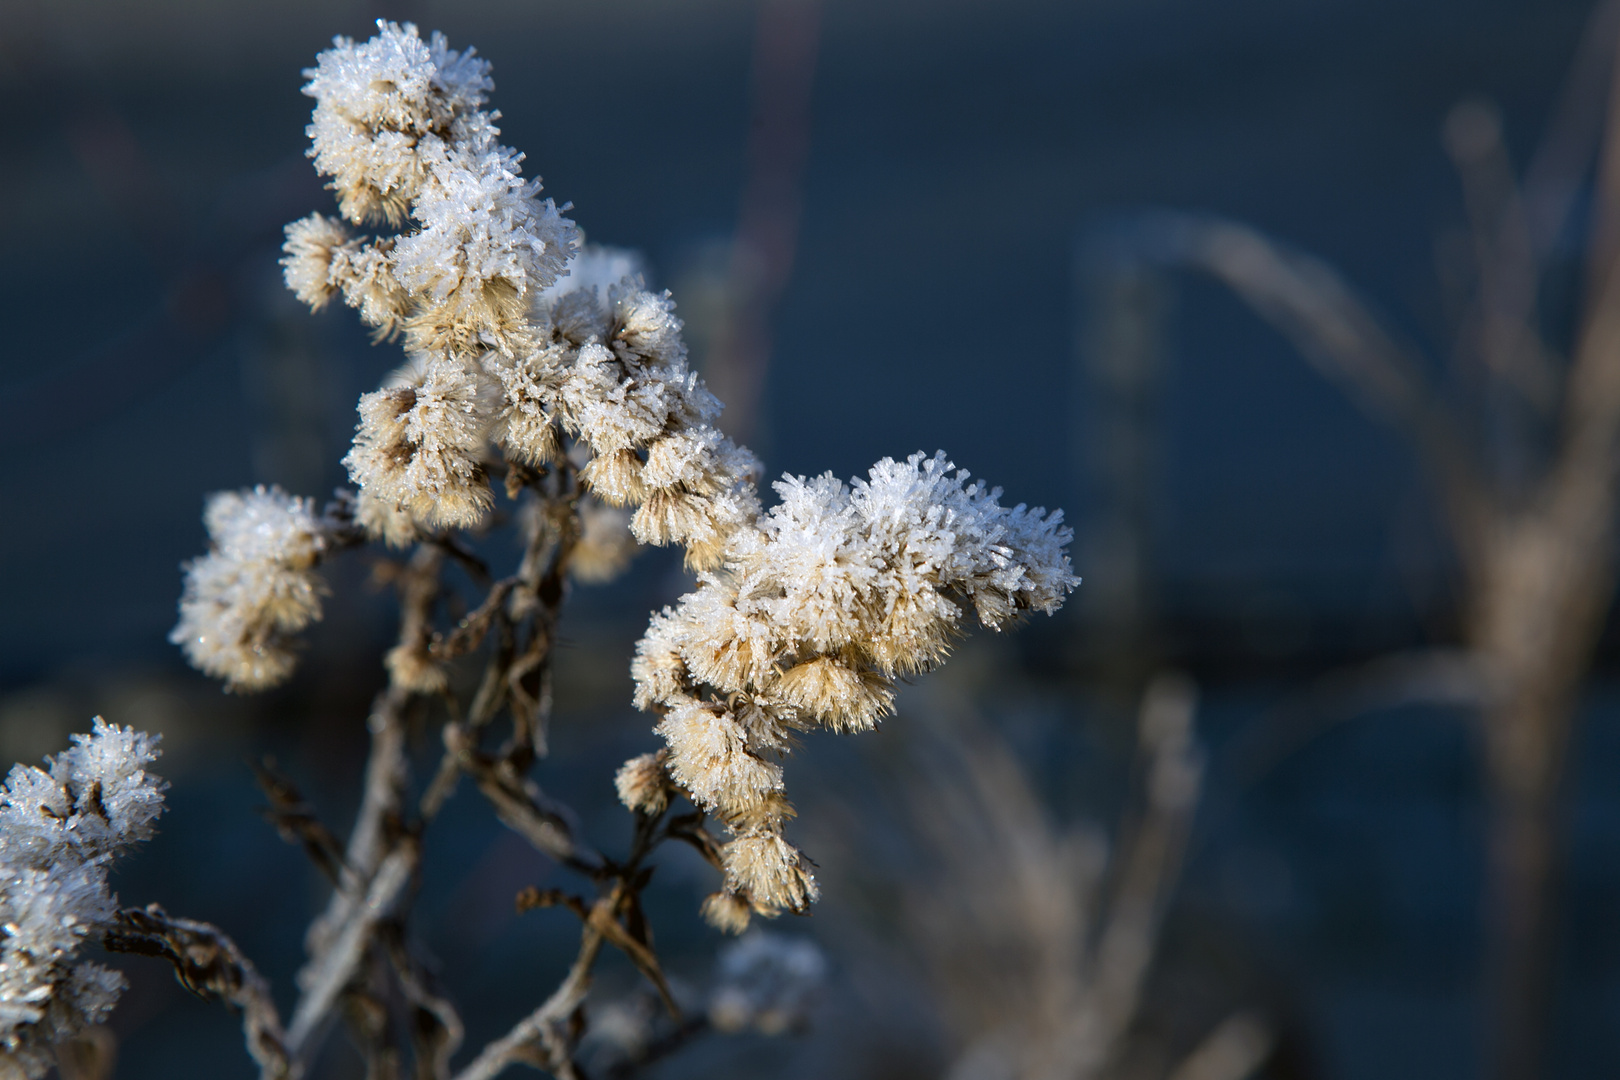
[0,721,165,1077]
[276,19,761,565]
[175,20,1079,933]
[620,453,1076,928]
[170,486,328,692]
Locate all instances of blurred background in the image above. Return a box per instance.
[4,0,1620,1077]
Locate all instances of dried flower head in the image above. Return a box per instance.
[569,499,639,584]
[280,212,352,310]
[170,486,328,692]
[699,891,754,936]
[613,751,672,816]
[344,354,494,531]
[623,452,1077,923]
[0,720,165,1078]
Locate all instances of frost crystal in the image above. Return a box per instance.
[629,452,1078,926]
[0,720,165,1077]
[170,485,328,692]
[344,354,494,530]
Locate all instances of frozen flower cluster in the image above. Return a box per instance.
[0,721,165,1077]
[621,452,1077,929]
[176,21,1079,939]
[170,486,329,692]
[282,21,759,564]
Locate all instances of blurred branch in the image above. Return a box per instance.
[1109,212,1491,560]
[1522,0,1620,260]
[1228,648,1487,784]
[1078,674,1203,1074]
[1443,99,1559,419]
[898,673,1258,1080]
[1165,1012,1274,1080]
[252,757,352,891]
[380,919,465,1080]
[287,843,418,1057]
[1106,13,1620,1073]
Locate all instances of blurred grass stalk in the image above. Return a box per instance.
[1088,2,1620,1074]
[905,675,1273,1080]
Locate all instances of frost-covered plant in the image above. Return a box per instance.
[0,720,164,1079]
[169,486,330,691]
[624,453,1075,927]
[105,20,1075,1078]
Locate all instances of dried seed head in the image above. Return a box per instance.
[723,833,819,917]
[614,751,672,816]
[700,890,753,935]
[579,448,647,507]
[569,501,638,585]
[384,641,448,694]
[171,487,328,692]
[777,657,894,732]
[344,355,494,530]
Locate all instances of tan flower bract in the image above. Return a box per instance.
[354,488,420,548]
[569,500,639,584]
[723,833,819,917]
[280,212,351,310]
[578,448,647,506]
[700,891,753,935]
[613,751,672,816]
[657,703,785,814]
[384,641,448,694]
[777,657,893,733]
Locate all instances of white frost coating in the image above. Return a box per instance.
[297,21,577,355]
[630,452,1078,926]
[539,245,646,308]
[344,354,495,530]
[0,720,165,1078]
[302,22,495,226]
[170,486,328,692]
[286,22,767,546]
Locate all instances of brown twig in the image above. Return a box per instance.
[252,757,353,891]
[446,729,602,874]
[104,905,294,1080]
[431,578,520,661]
[288,546,440,1067]
[288,843,420,1056]
[450,924,603,1080]
[379,919,465,1080]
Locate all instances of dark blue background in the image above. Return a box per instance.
[2,1,1615,1077]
